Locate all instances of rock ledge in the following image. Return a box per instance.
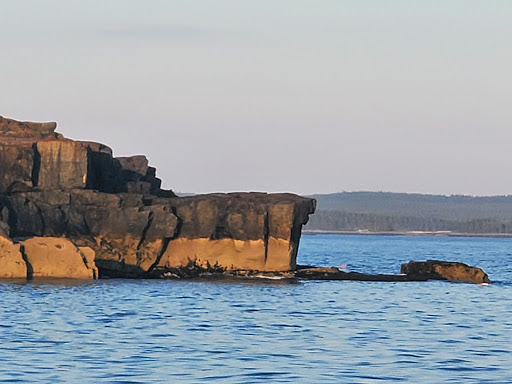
[0,116,315,279]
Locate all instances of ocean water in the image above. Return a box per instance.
[1,234,511,383]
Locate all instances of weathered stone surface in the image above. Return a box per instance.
[0,235,26,278]
[3,191,72,236]
[1,190,179,277]
[0,116,59,139]
[154,193,316,272]
[0,116,316,278]
[117,155,149,177]
[0,143,34,193]
[3,189,314,275]
[0,209,10,237]
[79,247,98,279]
[295,266,422,281]
[20,237,96,279]
[93,206,157,276]
[126,181,151,194]
[35,140,88,190]
[159,238,267,271]
[294,263,490,283]
[0,116,494,283]
[401,260,491,284]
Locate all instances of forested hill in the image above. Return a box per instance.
[305,192,512,234]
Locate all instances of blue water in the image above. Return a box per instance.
[1,234,511,383]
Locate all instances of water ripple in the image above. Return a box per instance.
[0,235,512,383]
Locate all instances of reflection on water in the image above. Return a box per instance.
[0,235,511,383]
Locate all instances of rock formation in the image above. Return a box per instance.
[0,235,26,279]
[0,116,316,279]
[295,261,491,284]
[400,260,491,284]
[20,237,97,279]
[0,116,491,284]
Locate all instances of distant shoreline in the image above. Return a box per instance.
[302,229,512,239]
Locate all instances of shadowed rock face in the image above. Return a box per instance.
[0,116,316,278]
[2,190,315,276]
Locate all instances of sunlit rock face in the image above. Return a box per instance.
[0,116,316,278]
[20,237,97,280]
[0,234,26,279]
[156,193,315,272]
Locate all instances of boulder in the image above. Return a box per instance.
[20,237,96,279]
[0,235,26,278]
[400,260,491,284]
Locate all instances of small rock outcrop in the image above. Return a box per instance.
[294,262,490,284]
[400,260,491,284]
[0,116,316,279]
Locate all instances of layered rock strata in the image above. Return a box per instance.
[0,116,316,279]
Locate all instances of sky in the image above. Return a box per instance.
[1,1,511,196]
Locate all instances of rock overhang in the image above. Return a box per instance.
[0,116,316,279]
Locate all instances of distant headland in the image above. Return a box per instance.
[306,191,512,236]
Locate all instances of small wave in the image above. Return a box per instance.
[251,275,288,280]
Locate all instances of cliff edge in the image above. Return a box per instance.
[0,116,316,279]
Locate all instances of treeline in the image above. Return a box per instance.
[305,210,512,234]
[305,192,512,234]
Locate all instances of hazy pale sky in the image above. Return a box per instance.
[2,1,511,195]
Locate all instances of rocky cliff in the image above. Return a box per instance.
[0,116,316,279]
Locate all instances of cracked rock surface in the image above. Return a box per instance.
[0,116,316,279]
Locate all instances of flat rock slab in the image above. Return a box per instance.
[294,261,490,284]
[295,267,427,282]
